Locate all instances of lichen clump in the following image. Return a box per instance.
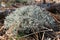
[4,5,56,36]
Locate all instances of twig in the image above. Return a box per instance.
[41,32,45,40]
[15,29,53,38]
[0,26,4,31]
[50,13,60,23]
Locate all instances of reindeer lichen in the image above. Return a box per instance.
[4,5,56,36]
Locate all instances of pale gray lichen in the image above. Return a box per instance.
[4,5,57,36]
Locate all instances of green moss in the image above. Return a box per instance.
[17,31,25,37]
[15,0,27,3]
[10,38,13,40]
